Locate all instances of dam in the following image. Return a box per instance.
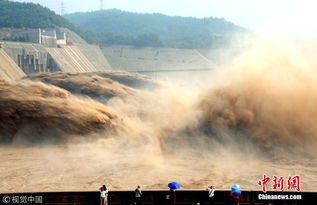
[102,45,216,83]
[0,27,217,84]
[1,26,317,204]
[0,28,112,80]
[0,47,26,80]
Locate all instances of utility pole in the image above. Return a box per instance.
[100,0,104,10]
[61,1,65,15]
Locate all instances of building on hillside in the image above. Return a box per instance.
[0,28,67,47]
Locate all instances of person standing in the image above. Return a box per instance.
[169,188,176,205]
[135,185,142,204]
[230,191,240,205]
[230,184,241,205]
[100,185,109,205]
[207,186,215,204]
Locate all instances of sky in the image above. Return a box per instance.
[13,0,317,40]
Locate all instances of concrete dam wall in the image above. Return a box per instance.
[0,48,25,80]
[76,44,112,71]
[0,40,112,80]
[2,41,59,74]
[46,46,98,73]
[0,26,113,80]
[102,45,216,84]
[102,45,216,72]
[0,32,217,82]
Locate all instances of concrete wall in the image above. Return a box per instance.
[76,44,112,71]
[58,28,113,70]
[41,35,57,47]
[138,69,214,87]
[56,31,67,45]
[0,28,41,44]
[41,29,58,47]
[59,28,86,44]
[0,28,113,72]
[11,29,41,44]
[46,46,99,73]
[102,45,216,72]
[0,28,12,39]
[0,28,68,48]
[0,48,26,80]
[2,42,61,74]
[2,42,105,75]
[41,28,56,37]
[1,41,110,75]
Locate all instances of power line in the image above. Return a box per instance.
[60,1,65,15]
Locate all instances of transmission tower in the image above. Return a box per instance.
[100,0,104,10]
[61,1,65,15]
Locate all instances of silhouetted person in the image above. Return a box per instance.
[230,191,239,205]
[134,185,142,204]
[169,188,176,205]
[207,185,215,204]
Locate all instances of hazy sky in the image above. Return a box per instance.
[13,0,317,39]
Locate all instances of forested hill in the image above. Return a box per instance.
[64,9,248,49]
[0,0,76,30]
[0,0,247,49]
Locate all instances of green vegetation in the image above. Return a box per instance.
[0,0,74,29]
[0,0,247,49]
[0,0,93,42]
[3,34,29,42]
[64,9,247,49]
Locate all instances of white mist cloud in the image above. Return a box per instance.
[255,0,317,40]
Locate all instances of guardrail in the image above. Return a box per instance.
[1,190,316,205]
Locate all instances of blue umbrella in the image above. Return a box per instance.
[168,182,181,190]
[231,184,242,196]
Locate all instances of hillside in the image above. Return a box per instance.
[64,9,247,49]
[0,0,96,43]
[0,0,74,29]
